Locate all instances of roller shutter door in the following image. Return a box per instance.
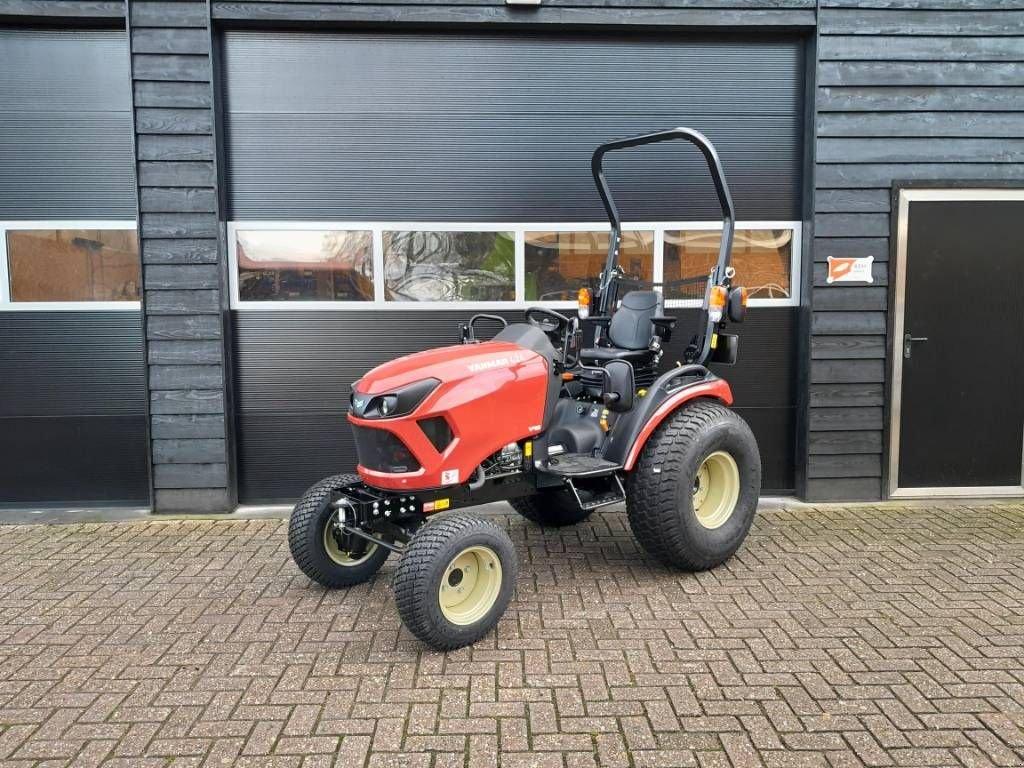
[222,29,804,502]
[0,29,147,507]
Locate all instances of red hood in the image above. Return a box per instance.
[355,340,543,395]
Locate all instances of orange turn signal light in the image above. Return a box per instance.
[577,287,591,319]
[708,285,727,310]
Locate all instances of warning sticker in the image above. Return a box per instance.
[441,469,459,485]
[827,255,874,284]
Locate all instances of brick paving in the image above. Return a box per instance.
[0,502,1022,767]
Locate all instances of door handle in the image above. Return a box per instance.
[903,333,929,359]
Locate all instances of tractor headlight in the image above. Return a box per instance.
[378,394,398,417]
[351,378,440,419]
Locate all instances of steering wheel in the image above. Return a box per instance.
[525,306,570,336]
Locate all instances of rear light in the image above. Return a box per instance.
[577,287,591,319]
[707,285,727,323]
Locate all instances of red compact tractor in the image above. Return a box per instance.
[288,128,761,650]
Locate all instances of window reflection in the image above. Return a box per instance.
[236,230,373,301]
[7,229,140,302]
[524,231,654,301]
[663,229,792,301]
[382,231,514,302]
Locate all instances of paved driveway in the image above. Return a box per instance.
[0,502,1022,767]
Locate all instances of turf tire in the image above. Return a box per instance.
[393,513,517,651]
[288,473,390,588]
[626,400,760,571]
[509,487,592,527]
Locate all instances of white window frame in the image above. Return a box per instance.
[227,220,802,310]
[0,220,141,311]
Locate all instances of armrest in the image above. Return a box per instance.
[651,316,676,329]
[587,316,612,328]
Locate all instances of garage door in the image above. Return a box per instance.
[221,29,805,502]
[0,29,147,507]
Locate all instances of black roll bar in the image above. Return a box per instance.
[590,127,736,317]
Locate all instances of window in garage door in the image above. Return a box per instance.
[220,29,805,503]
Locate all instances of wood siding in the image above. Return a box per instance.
[127,0,232,513]
[808,0,1024,501]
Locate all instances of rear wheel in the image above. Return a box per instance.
[288,473,390,588]
[510,487,592,527]
[393,513,517,650]
[626,400,760,570]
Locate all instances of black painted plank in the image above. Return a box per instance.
[813,286,888,312]
[141,212,218,238]
[815,213,889,238]
[810,406,884,431]
[811,359,885,384]
[139,161,216,187]
[819,137,1024,164]
[815,188,890,213]
[140,187,216,213]
[142,238,218,264]
[817,161,1024,188]
[818,112,1024,139]
[814,237,889,262]
[151,414,225,439]
[136,134,214,161]
[819,86,1024,113]
[144,264,220,289]
[809,429,882,456]
[153,438,225,464]
[149,364,224,390]
[150,389,224,415]
[132,53,212,82]
[154,462,227,489]
[819,61,1023,87]
[805,477,882,502]
[148,340,223,364]
[821,1,1024,8]
[154,488,230,512]
[147,315,222,340]
[807,453,882,479]
[821,8,1024,35]
[131,27,209,54]
[136,107,214,135]
[134,81,212,108]
[811,336,886,360]
[820,35,1024,62]
[145,289,220,314]
[131,1,208,27]
[809,383,885,407]
[812,311,886,335]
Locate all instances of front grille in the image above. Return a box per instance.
[418,416,453,453]
[351,425,420,473]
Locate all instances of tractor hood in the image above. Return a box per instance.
[353,341,544,396]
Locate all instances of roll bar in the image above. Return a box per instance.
[590,127,736,316]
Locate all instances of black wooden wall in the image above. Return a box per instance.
[807,0,1024,501]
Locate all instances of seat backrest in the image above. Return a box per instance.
[608,291,662,350]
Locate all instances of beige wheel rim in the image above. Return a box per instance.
[438,546,503,626]
[323,518,378,566]
[692,450,740,530]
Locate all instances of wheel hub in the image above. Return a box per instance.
[323,515,378,566]
[439,546,502,626]
[692,451,740,530]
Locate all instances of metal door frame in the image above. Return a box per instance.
[889,187,1024,498]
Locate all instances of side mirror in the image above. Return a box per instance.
[602,360,635,413]
[727,286,748,323]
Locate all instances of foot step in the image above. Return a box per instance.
[544,453,622,478]
[567,476,626,511]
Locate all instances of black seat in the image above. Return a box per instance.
[581,290,663,369]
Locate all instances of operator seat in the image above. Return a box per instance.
[581,290,664,369]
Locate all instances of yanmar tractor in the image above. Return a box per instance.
[288,128,761,650]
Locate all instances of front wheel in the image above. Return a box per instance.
[393,514,517,650]
[626,400,761,570]
[288,473,390,588]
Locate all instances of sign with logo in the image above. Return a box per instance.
[826,255,874,284]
